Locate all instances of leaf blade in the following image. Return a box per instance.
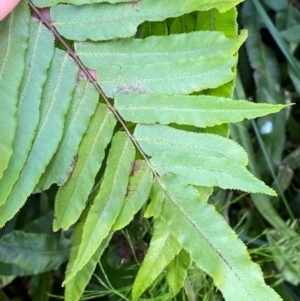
[35,78,99,192]
[113,160,153,230]
[51,0,244,41]
[99,56,236,97]
[0,1,30,179]
[64,132,135,283]
[160,174,282,301]
[151,151,276,196]
[0,49,78,226]
[132,218,181,300]
[134,124,248,166]
[75,30,246,68]
[0,19,55,206]
[116,94,288,127]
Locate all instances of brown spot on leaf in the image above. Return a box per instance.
[131,160,140,176]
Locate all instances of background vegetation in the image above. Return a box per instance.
[0,0,299,300]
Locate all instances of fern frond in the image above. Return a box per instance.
[64,132,135,284]
[53,104,116,231]
[75,30,247,67]
[35,78,98,193]
[65,210,113,301]
[116,94,288,127]
[0,49,78,226]
[0,231,69,274]
[113,160,153,231]
[51,0,243,41]
[0,1,30,180]
[166,249,191,297]
[132,218,181,301]
[160,174,282,301]
[98,56,236,97]
[134,124,248,166]
[151,151,276,195]
[0,19,54,206]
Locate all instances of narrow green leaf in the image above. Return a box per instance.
[151,151,276,196]
[98,56,236,97]
[53,104,116,231]
[35,79,98,193]
[0,19,55,206]
[75,31,246,68]
[51,0,243,41]
[195,8,239,106]
[167,249,191,297]
[134,124,248,166]
[65,211,112,301]
[0,49,78,227]
[116,93,288,127]
[160,174,282,301]
[64,132,135,284]
[0,231,70,274]
[132,219,181,301]
[0,1,30,179]
[144,180,164,218]
[113,161,153,230]
[196,8,238,38]
[33,0,134,7]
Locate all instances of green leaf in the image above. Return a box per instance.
[53,104,116,231]
[144,180,164,218]
[51,0,243,41]
[0,0,30,180]
[64,132,135,284]
[98,56,236,97]
[113,160,153,230]
[116,94,287,128]
[65,211,112,301]
[0,49,78,227]
[196,8,238,38]
[75,30,246,67]
[132,218,181,301]
[33,0,134,7]
[160,174,282,301]
[0,18,55,206]
[151,151,276,196]
[0,231,70,274]
[35,78,98,192]
[134,124,248,166]
[167,249,191,297]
